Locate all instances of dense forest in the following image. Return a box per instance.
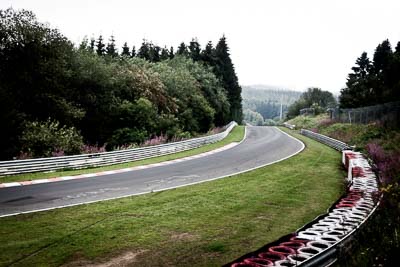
[242,86,301,125]
[340,39,400,107]
[0,8,242,160]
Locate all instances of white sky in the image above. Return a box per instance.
[2,0,400,94]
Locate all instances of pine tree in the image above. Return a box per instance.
[106,35,117,57]
[96,35,106,56]
[372,39,393,103]
[189,38,201,61]
[340,52,373,108]
[79,37,88,51]
[201,41,216,66]
[214,36,242,123]
[169,46,174,59]
[137,40,150,60]
[131,46,136,58]
[340,39,400,107]
[390,41,400,101]
[160,46,170,60]
[177,42,189,57]
[89,38,95,53]
[373,39,393,74]
[395,41,400,55]
[149,44,160,62]
[121,42,130,57]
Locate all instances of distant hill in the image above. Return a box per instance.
[242,85,302,124]
[243,84,291,91]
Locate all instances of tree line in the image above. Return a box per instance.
[286,39,400,119]
[286,88,337,119]
[340,39,400,108]
[0,8,242,160]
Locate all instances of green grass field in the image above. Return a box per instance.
[0,128,345,267]
[0,126,245,183]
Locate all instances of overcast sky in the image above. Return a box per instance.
[2,0,400,94]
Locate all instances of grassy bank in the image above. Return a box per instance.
[0,129,344,267]
[286,114,328,130]
[0,126,245,183]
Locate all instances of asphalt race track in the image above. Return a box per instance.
[0,126,304,217]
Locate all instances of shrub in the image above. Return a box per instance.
[51,148,65,157]
[113,144,138,150]
[108,128,148,150]
[143,134,168,146]
[318,118,337,128]
[366,142,400,185]
[171,130,191,140]
[16,151,32,160]
[208,126,224,135]
[19,119,83,158]
[264,119,277,126]
[81,144,106,154]
[286,114,328,130]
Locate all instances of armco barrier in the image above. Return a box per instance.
[0,122,237,176]
[283,122,296,130]
[300,129,352,151]
[225,131,380,267]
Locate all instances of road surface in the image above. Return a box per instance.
[0,126,304,217]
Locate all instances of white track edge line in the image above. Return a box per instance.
[0,126,305,218]
[0,127,243,188]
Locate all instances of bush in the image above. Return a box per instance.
[108,128,148,150]
[318,118,337,128]
[81,144,106,154]
[366,142,400,185]
[19,119,83,157]
[264,119,277,126]
[143,134,168,146]
[286,114,328,129]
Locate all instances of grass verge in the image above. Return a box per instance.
[0,126,245,183]
[0,128,345,267]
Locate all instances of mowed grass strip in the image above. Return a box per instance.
[0,126,245,183]
[0,128,345,267]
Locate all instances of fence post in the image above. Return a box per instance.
[348,111,352,124]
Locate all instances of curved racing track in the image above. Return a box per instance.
[0,126,304,217]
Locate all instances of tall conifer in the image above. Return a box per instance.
[137,40,150,60]
[121,42,130,57]
[189,38,201,61]
[177,42,189,57]
[106,35,118,57]
[214,36,243,123]
[131,46,136,58]
[96,35,106,56]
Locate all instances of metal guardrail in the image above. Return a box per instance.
[300,129,353,151]
[0,122,237,176]
[283,122,296,130]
